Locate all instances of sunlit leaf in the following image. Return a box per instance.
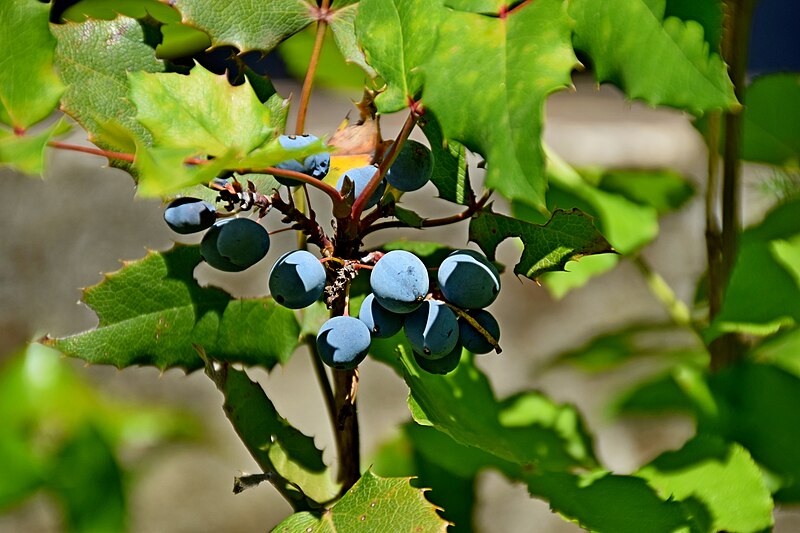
[569,0,737,114]
[0,119,71,176]
[274,470,448,532]
[43,245,300,372]
[0,1,64,129]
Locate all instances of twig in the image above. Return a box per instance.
[295,1,331,134]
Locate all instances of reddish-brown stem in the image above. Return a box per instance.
[47,141,136,163]
[295,1,331,134]
[268,227,294,236]
[362,190,491,237]
[350,111,417,222]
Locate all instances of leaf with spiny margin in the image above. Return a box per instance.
[273,470,449,532]
[43,245,300,372]
[569,0,737,114]
[170,0,315,53]
[419,113,471,205]
[53,17,166,172]
[0,119,71,176]
[129,64,274,157]
[422,0,578,209]
[279,27,371,91]
[329,3,379,79]
[204,360,335,505]
[370,338,598,470]
[707,198,800,341]
[637,435,774,533]
[665,0,723,50]
[469,208,614,281]
[61,0,182,23]
[356,0,441,113]
[0,1,65,129]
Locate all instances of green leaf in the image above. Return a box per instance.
[710,362,800,502]
[204,360,334,505]
[422,0,579,208]
[0,119,71,176]
[53,17,166,164]
[379,341,598,470]
[664,0,723,50]
[0,437,43,510]
[469,208,614,281]
[129,63,274,157]
[61,0,182,23]
[598,169,695,215]
[445,0,507,14]
[569,0,737,114]
[539,255,620,300]
[0,1,65,129]
[50,425,126,533]
[637,436,774,533]
[328,3,379,79]
[419,112,471,205]
[273,470,449,532]
[741,74,800,169]
[753,327,800,378]
[527,471,696,533]
[708,198,800,340]
[356,0,440,112]
[548,322,706,373]
[43,245,300,372]
[171,0,315,53]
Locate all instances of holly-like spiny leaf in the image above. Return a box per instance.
[53,16,166,171]
[569,0,737,114]
[356,0,441,113]
[422,0,579,209]
[0,119,71,176]
[0,1,65,130]
[170,0,316,54]
[273,470,449,532]
[419,112,471,206]
[328,3,379,79]
[469,208,614,281]
[204,359,334,505]
[43,245,300,372]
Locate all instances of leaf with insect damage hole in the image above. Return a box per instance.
[42,245,300,372]
[170,0,315,53]
[273,470,449,532]
[468,208,613,281]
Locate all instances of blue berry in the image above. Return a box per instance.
[358,293,404,338]
[404,300,459,359]
[316,316,372,369]
[458,310,500,354]
[414,343,462,374]
[336,165,386,209]
[370,250,429,313]
[274,134,330,186]
[201,218,269,272]
[385,140,433,192]
[163,197,216,234]
[438,250,500,309]
[269,250,327,309]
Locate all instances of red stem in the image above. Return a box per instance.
[295,1,331,134]
[350,111,417,222]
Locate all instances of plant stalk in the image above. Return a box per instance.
[295,1,331,134]
[707,0,756,370]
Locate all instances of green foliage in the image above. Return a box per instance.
[0,119,71,175]
[170,0,315,53]
[569,0,737,114]
[0,1,64,130]
[741,74,800,169]
[43,245,301,372]
[274,470,449,532]
[419,113,471,206]
[469,208,614,281]
[0,344,198,530]
[637,436,774,532]
[708,198,800,339]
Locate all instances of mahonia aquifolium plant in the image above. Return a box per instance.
[163,134,501,374]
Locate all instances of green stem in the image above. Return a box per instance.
[632,256,698,335]
[295,1,331,134]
